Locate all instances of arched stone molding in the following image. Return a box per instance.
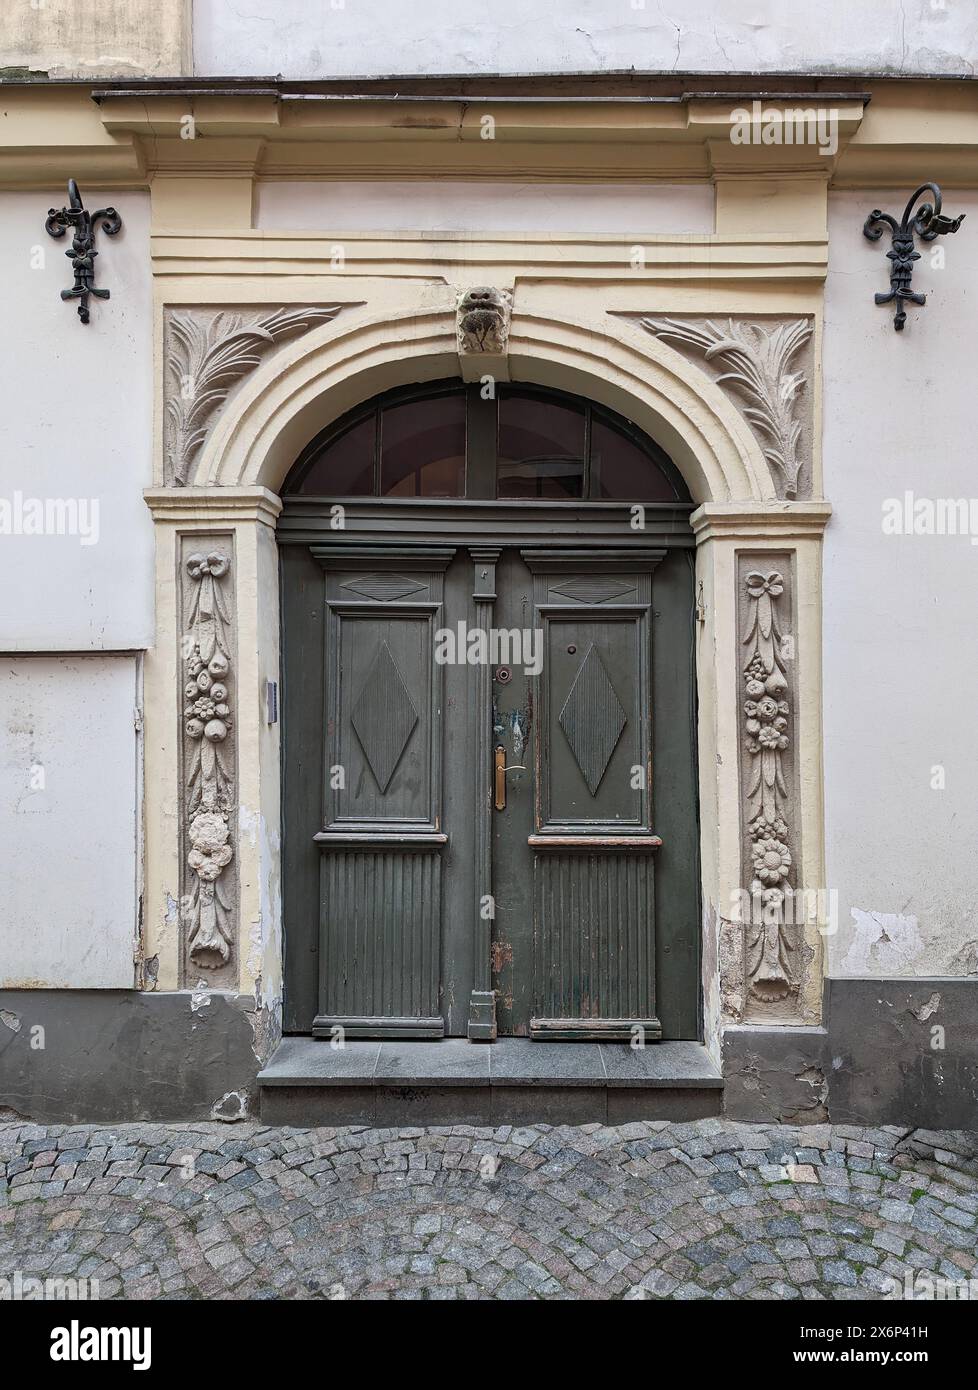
[184,293,779,506]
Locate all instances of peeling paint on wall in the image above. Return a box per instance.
[841,908,924,976]
[910,991,941,1022]
[248,999,281,1068]
[190,983,212,1012]
[210,1090,249,1122]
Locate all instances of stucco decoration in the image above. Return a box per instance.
[181,544,237,975]
[164,306,343,485]
[640,317,813,499]
[738,561,801,1009]
[457,286,513,355]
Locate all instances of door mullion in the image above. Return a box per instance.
[467,546,501,1040]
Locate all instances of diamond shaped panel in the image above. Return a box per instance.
[558,644,626,795]
[351,641,418,792]
[551,578,636,604]
[341,574,426,601]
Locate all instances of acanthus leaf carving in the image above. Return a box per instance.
[740,567,798,1005]
[164,306,344,485]
[641,317,812,499]
[182,547,236,971]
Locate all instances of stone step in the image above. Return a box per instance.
[258,1037,722,1126]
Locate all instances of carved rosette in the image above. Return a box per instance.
[640,317,813,499]
[181,545,236,973]
[740,564,800,1005]
[164,306,344,485]
[456,286,513,355]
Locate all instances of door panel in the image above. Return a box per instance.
[311,547,453,1038]
[494,551,664,1040]
[319,850,442,1033]
[334,615,432,820]
[540,618,646,828]
[533,852,655,1025]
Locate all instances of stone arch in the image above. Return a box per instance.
[190,295,775,504]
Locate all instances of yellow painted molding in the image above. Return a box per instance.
[143,486,283,526]
[691,500,833,541]
[151,173,258,231]
[3,83,977,191]
[149,229,829,284]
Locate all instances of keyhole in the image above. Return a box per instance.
[567,644,577,654]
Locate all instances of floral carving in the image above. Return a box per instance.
[164,306,343,484]
[182,549,236,970]
[641,317,812,498]
[741,569,797,1003]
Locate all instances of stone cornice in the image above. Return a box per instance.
[691,501,832,541]
[144,486,283,526]
[3,84,977,190]
[142,494,831,538]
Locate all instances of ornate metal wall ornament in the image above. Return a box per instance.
[642,317,812,499]
[457,286,513,355]
[741,568,797,1004]
[182,548,236,971]
[45,179,122,324]
[864,183,964,332]
[164,306,343,484]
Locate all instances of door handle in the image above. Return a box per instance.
[494,745,526,811]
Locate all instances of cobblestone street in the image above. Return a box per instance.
[2,1118,977,1300]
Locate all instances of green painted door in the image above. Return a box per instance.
[278,383,700,1043]
[490,547,698,1038]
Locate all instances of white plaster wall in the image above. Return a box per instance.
[256,181,714,234]
[194,0,978,78]
[822,188,978,978]
[0,191,154,651]
[0,655,140,989]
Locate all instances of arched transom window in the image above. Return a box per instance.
[283,381,690,503]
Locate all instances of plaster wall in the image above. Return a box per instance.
[255,182,715,235]
[0,191,154,652]
[822,188,978,980]
[193,0,978,79]
[5,0,977,81]
[0,654,140,990]
[0,0,189,78]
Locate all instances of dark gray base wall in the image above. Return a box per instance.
[723,977,978,1128]
[4,979,975,1128]
[0,990,269,1124]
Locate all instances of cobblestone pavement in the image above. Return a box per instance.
[1,1118,977,1300]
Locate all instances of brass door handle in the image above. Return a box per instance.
[494,745,526,811]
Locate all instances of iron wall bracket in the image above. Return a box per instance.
[45,179,122,325]
[863,183,964,332]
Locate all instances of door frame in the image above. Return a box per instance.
[143,285,831,1070]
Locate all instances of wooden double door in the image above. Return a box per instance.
[280,511,700,1042]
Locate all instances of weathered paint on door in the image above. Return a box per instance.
[278,384,700,1042]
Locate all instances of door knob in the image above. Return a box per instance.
[494,744,526,811]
